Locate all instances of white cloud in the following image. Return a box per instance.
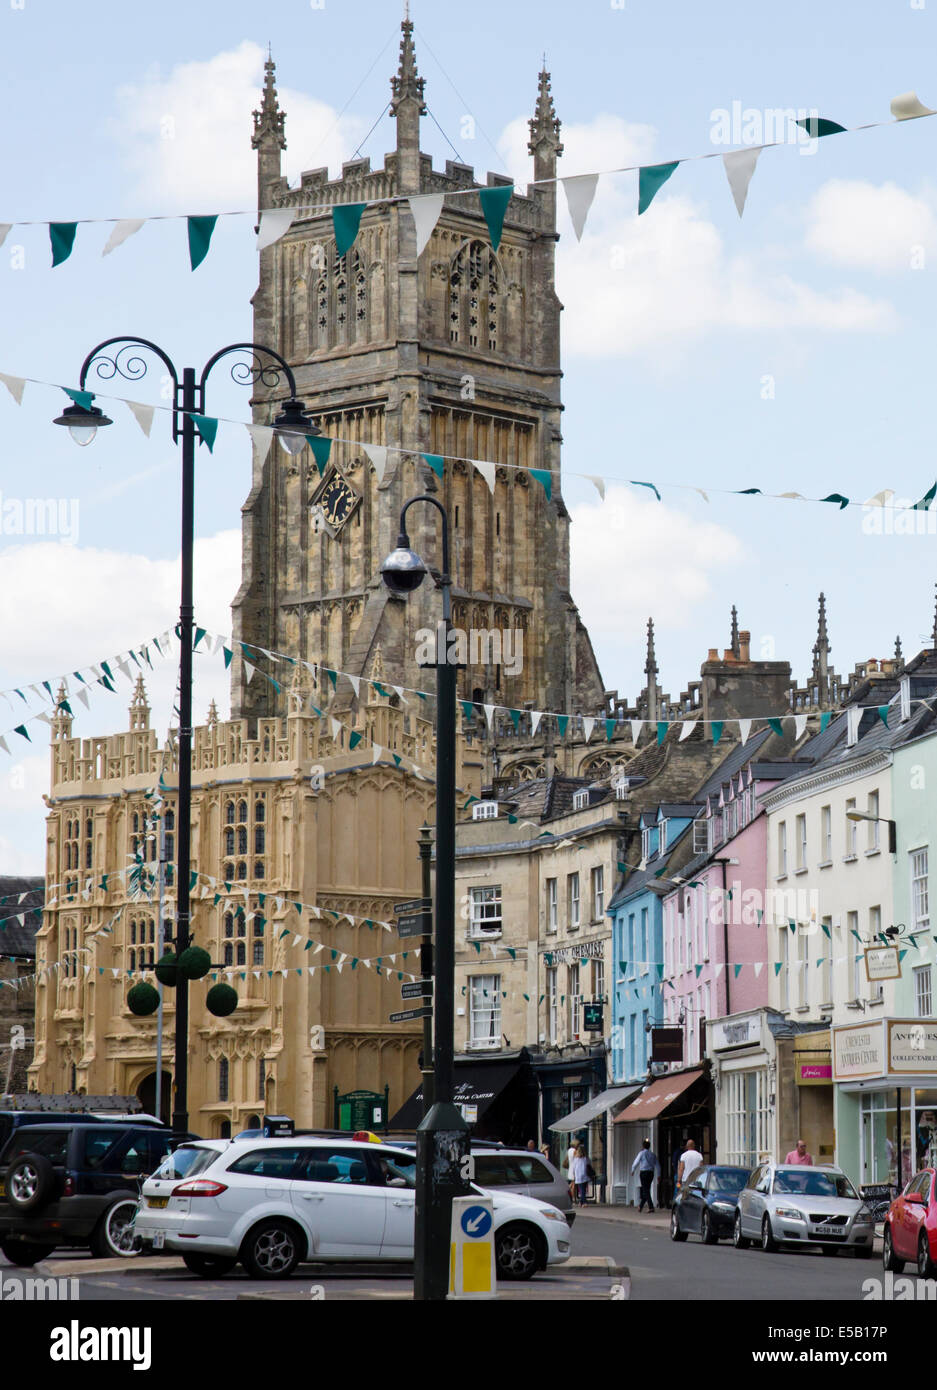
[570,487,745,663]
[110,42,367,211]
[803,178,937,272]
[500,113,897,357]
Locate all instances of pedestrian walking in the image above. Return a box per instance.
[571,1142,590,1207]
[676,1138,703,1189]
[784,1138,814,1165]
[630,1137,661,1212]
[563,1137,579,1199]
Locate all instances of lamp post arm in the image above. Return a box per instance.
[399,495,451,617]
[198,342,300,405]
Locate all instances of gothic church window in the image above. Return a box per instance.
[449,241,500,351]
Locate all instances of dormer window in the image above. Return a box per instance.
[658,817,668,853]
[614,782,629,801]
[573,790,589,811]
[472,801,499,821]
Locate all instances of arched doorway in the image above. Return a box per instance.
[136,1071,172,1125]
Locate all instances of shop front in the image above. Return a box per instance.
[612,1066,713,1207]
[533,1049,607,1176]
[833,1018,937,1198]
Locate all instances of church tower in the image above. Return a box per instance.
[233,21,605,720]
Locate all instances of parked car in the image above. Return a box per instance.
[0,1109,115,1155]
[387,1142,573,1220]
[883,1168,937,1278]
[670,1165,749,1243]
[134,1136,572,1281]
[733,1162,875,1257]
[0,1122,178,1265]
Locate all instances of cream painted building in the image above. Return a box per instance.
[29,674,481,1134]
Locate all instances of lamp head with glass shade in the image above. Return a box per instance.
[52,403,114,447]
[273,398,317,456]
[381,532,427,595]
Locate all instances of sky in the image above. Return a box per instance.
[1,0,936,869]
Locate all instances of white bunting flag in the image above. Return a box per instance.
[891,90,937,120]
[679,721,695,741]
[330,717,342,740]
[483,703,496,731]
[409,193,445,256]
[864,489,893,508]
[372,743,383,763]
[754,961,764,977]
[714,962,725,977]
[473,459,497,494]
[257,207,296,251]
[0,224,11,249]
[0,373,25,405]
[562,173,599,241]
[126,400,155,437]
[630,720,643,745]
[393,685,408,704]
[77,688,90,709]
[248,424,275,468]
[362,443,389,483]
[243,660,257,684]
[793,714,808,740]
[347,674,361,699]
[584,475,606,500]
[102,218,146,256]
[582,717,596,742]
[723,147,762,217]
[695,488,710,503]
[847,706,862,744]
[738,718,752,745]
[530,711,543,738]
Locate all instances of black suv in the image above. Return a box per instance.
[0,1123,175,1265]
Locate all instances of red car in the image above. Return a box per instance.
[883,1169,937,1278]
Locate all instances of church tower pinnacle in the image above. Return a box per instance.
[644,618,660,723]
[390,14,425,193]
[812,592,831,704]
[252,50,286,204]
[528,64,563,180]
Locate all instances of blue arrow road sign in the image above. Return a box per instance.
[460,1204,493,1238]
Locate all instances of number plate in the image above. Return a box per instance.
[147,1197,169,1209]
[152,1230,165,1250]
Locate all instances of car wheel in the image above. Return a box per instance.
[919,1232,936,1280]
[5,1154,55,1212]
[0,1238,56,1267]
[495,1222,545,1281]
[182,1253,238,1278]
[90,1199,141,1258]
[761,1215,778,1253]
[670,1208,688,1242]
[701,1210,717,1245]
[733,1211,750,1250]
[882,1226,905,1273]
[240,1220,302,1279]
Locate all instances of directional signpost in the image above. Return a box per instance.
[389,1006,432,1023]
[395,897,433,940]
[402,980,433,1000]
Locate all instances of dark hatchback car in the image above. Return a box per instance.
[0,1122,176,1265]
[670,1165,750,1244]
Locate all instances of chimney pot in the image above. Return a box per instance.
[708,648,718,661]
[739,630,751,662]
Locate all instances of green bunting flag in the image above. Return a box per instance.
[606,718,616,741]
[13,725,29,742]
[508,709,521,731]
[695,963,704,977]
[877,706,890,726]
[821,493,850,509]
[913,481,937,510]
[631,479,662,501]
[768,718,784,737]
[899,949,909,963]
[734,963,743,978]
[223,647,233,669]
[349,731,363,750]
[712,721,724,745]
[617,862,627,873]
[789,920,797,933]
[820,711,832,732]
[656,963,664,980]
[796,117,847,138]
[187,215,218,270]
[556,715,569,738]
[332,202,366,257]
[194,627,207,649]
[461,701,475,722]
[774,961,783,975]
[191,414,218,451]
[638,162,679,214]
[821,923,831,939]
[326,669,337,689]
[308,436,331,476]
[423,453,445,480]
[529,468,552,500]
[478,185,513,251]
[50,222,78,266]
[657,721,667,746]
[64,387,95,411]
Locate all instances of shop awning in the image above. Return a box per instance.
[549,1086,642,1132]
[613,1068,705,1122]
[389,1062,522,1131]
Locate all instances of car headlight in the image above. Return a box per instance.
[854,1211,874,1225]
[541,1209,568,1223]
[774,1206,805,1221]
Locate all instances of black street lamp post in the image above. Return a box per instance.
[381,496,470,1301]
[54,337,314,1140]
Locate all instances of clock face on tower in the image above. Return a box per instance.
[311,469,360,535]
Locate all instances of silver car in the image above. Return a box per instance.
[733,1163,876,1257]
[468,1150,574,1221]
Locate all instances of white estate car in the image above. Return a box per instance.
[133,1137,572,1280]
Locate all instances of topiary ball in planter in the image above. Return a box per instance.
[206,983,238,1017]
[178,946,211,980]
[128,983,160,1016]
[154,952,178,987]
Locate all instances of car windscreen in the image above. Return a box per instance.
[151,1146,219,1180]
[773,1170,858,1199]
[710,1169,746,1195]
